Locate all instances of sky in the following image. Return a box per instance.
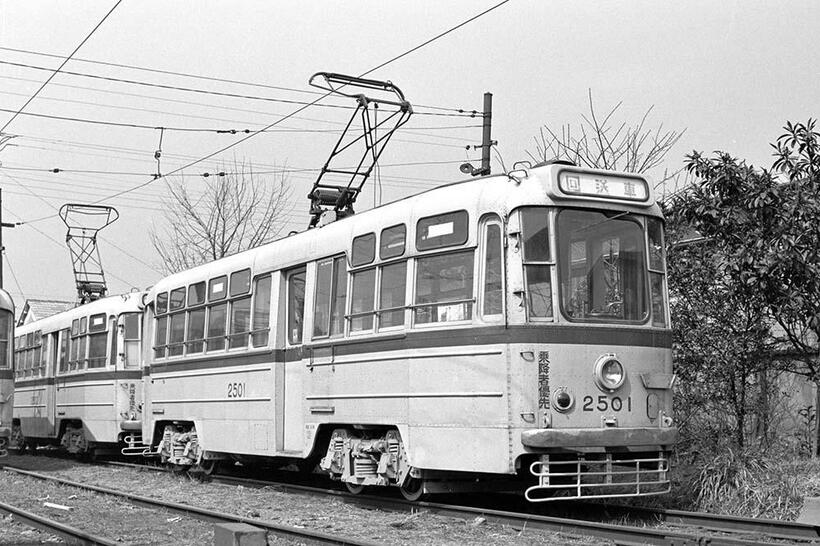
[0,0,818,306]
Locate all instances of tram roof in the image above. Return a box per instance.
[148,163,662,298]
[15,292,144,336]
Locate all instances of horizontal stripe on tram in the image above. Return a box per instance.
[151,397,271,404]
[14,370,143,388]
[305,391,503,400]
[57,402,115,407]
[146,325,672,374]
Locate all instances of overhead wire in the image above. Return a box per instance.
[0,0,123,133]
[1,59,479,119]
[0,46,481,116]
[2,205,138,288]
[0,170,165,275]
[18,0,509,224]
[0,74,482,135]
[2,250,27,302]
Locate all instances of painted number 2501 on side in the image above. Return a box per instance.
[227,382,246,398]
[582,395,632,412]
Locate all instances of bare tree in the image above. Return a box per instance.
[526,90,685,195]
[150,159,291,273]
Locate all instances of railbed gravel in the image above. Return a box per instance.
[1,453,607,545]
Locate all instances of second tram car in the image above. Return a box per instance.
[13,293,144,455]
[0,289,14,457]
[139,161,676,501]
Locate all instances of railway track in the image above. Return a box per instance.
[1,465,378,546]
[99,460,820,545]
[0,498,117,546]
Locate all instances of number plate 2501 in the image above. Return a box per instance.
[227,382,246,398]
[582,395,632,412]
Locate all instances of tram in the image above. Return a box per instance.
[0,289,14,457]
[13,292,144,456]
[139,161,676,501]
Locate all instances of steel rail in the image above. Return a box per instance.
[49,459,811,545]
[595,502,820,541]
[1,466,377,546]
[0,499,118,546]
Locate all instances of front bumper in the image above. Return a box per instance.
[521,426,678,449]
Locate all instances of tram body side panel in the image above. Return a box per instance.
[14,379,54,438]
[0,372,13,440]
[146,360,278,456]
[55,376,122,442]
[300,342,513,474]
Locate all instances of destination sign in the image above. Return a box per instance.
[558,171,649,202]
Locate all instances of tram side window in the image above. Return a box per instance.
[229,296,252,349]
[186,306,206,355]
[379,261,407,328]
[252,274,272,347]
[207,302,228,351]
[417,211,468,251]
[350,268,376,332]
[122,313,141,367]
[352,233,376,267]
[87,313,108,368]
[168,287,186,357]
[414,250,475,324]
[227,269,252,349]
[482,220,503,317]
[58,329,68,373]
[14,331,44,378]
[32,331,43,376]
[0,310,9,369]
[154,313,168,359]
[380,224,406,259]
[186,281,206,354]
[521,207,553,319]
[313,257,346,339]
[287,268,306,345]
[78,317,87,368]
[647,217,668,328]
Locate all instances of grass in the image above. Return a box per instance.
[661,450,820,521]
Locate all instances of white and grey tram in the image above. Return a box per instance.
[13,293,144,455]
[141,161,676,501]
[0,289,14,457]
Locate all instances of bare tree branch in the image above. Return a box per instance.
[149,158,292,274]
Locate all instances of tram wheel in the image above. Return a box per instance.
[399,476,426,502]
[345,481,365,495]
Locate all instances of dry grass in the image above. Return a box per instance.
[676,450,820,520]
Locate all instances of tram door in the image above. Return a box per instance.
[45,331,58,437]
[281,267,305,453]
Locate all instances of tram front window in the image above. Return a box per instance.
[557,209,647,322]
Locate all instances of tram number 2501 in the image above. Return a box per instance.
[227,382,246,398]
[582,395,632,412]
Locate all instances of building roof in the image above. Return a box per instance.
[17,299,76,327]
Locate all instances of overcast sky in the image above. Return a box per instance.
[0,0,817,305]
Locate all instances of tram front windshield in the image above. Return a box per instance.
[557,209,647,323]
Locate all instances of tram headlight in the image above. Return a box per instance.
[594,354,626,392]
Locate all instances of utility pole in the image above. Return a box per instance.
[0,188,17,289]
[459,92,496,177]
[479,92,494,176]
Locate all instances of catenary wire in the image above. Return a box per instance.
[18,1,509,224]
[0,44,478,114]
[0,59,479,119]
[0,170,165,275]
[0,1,123,133]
